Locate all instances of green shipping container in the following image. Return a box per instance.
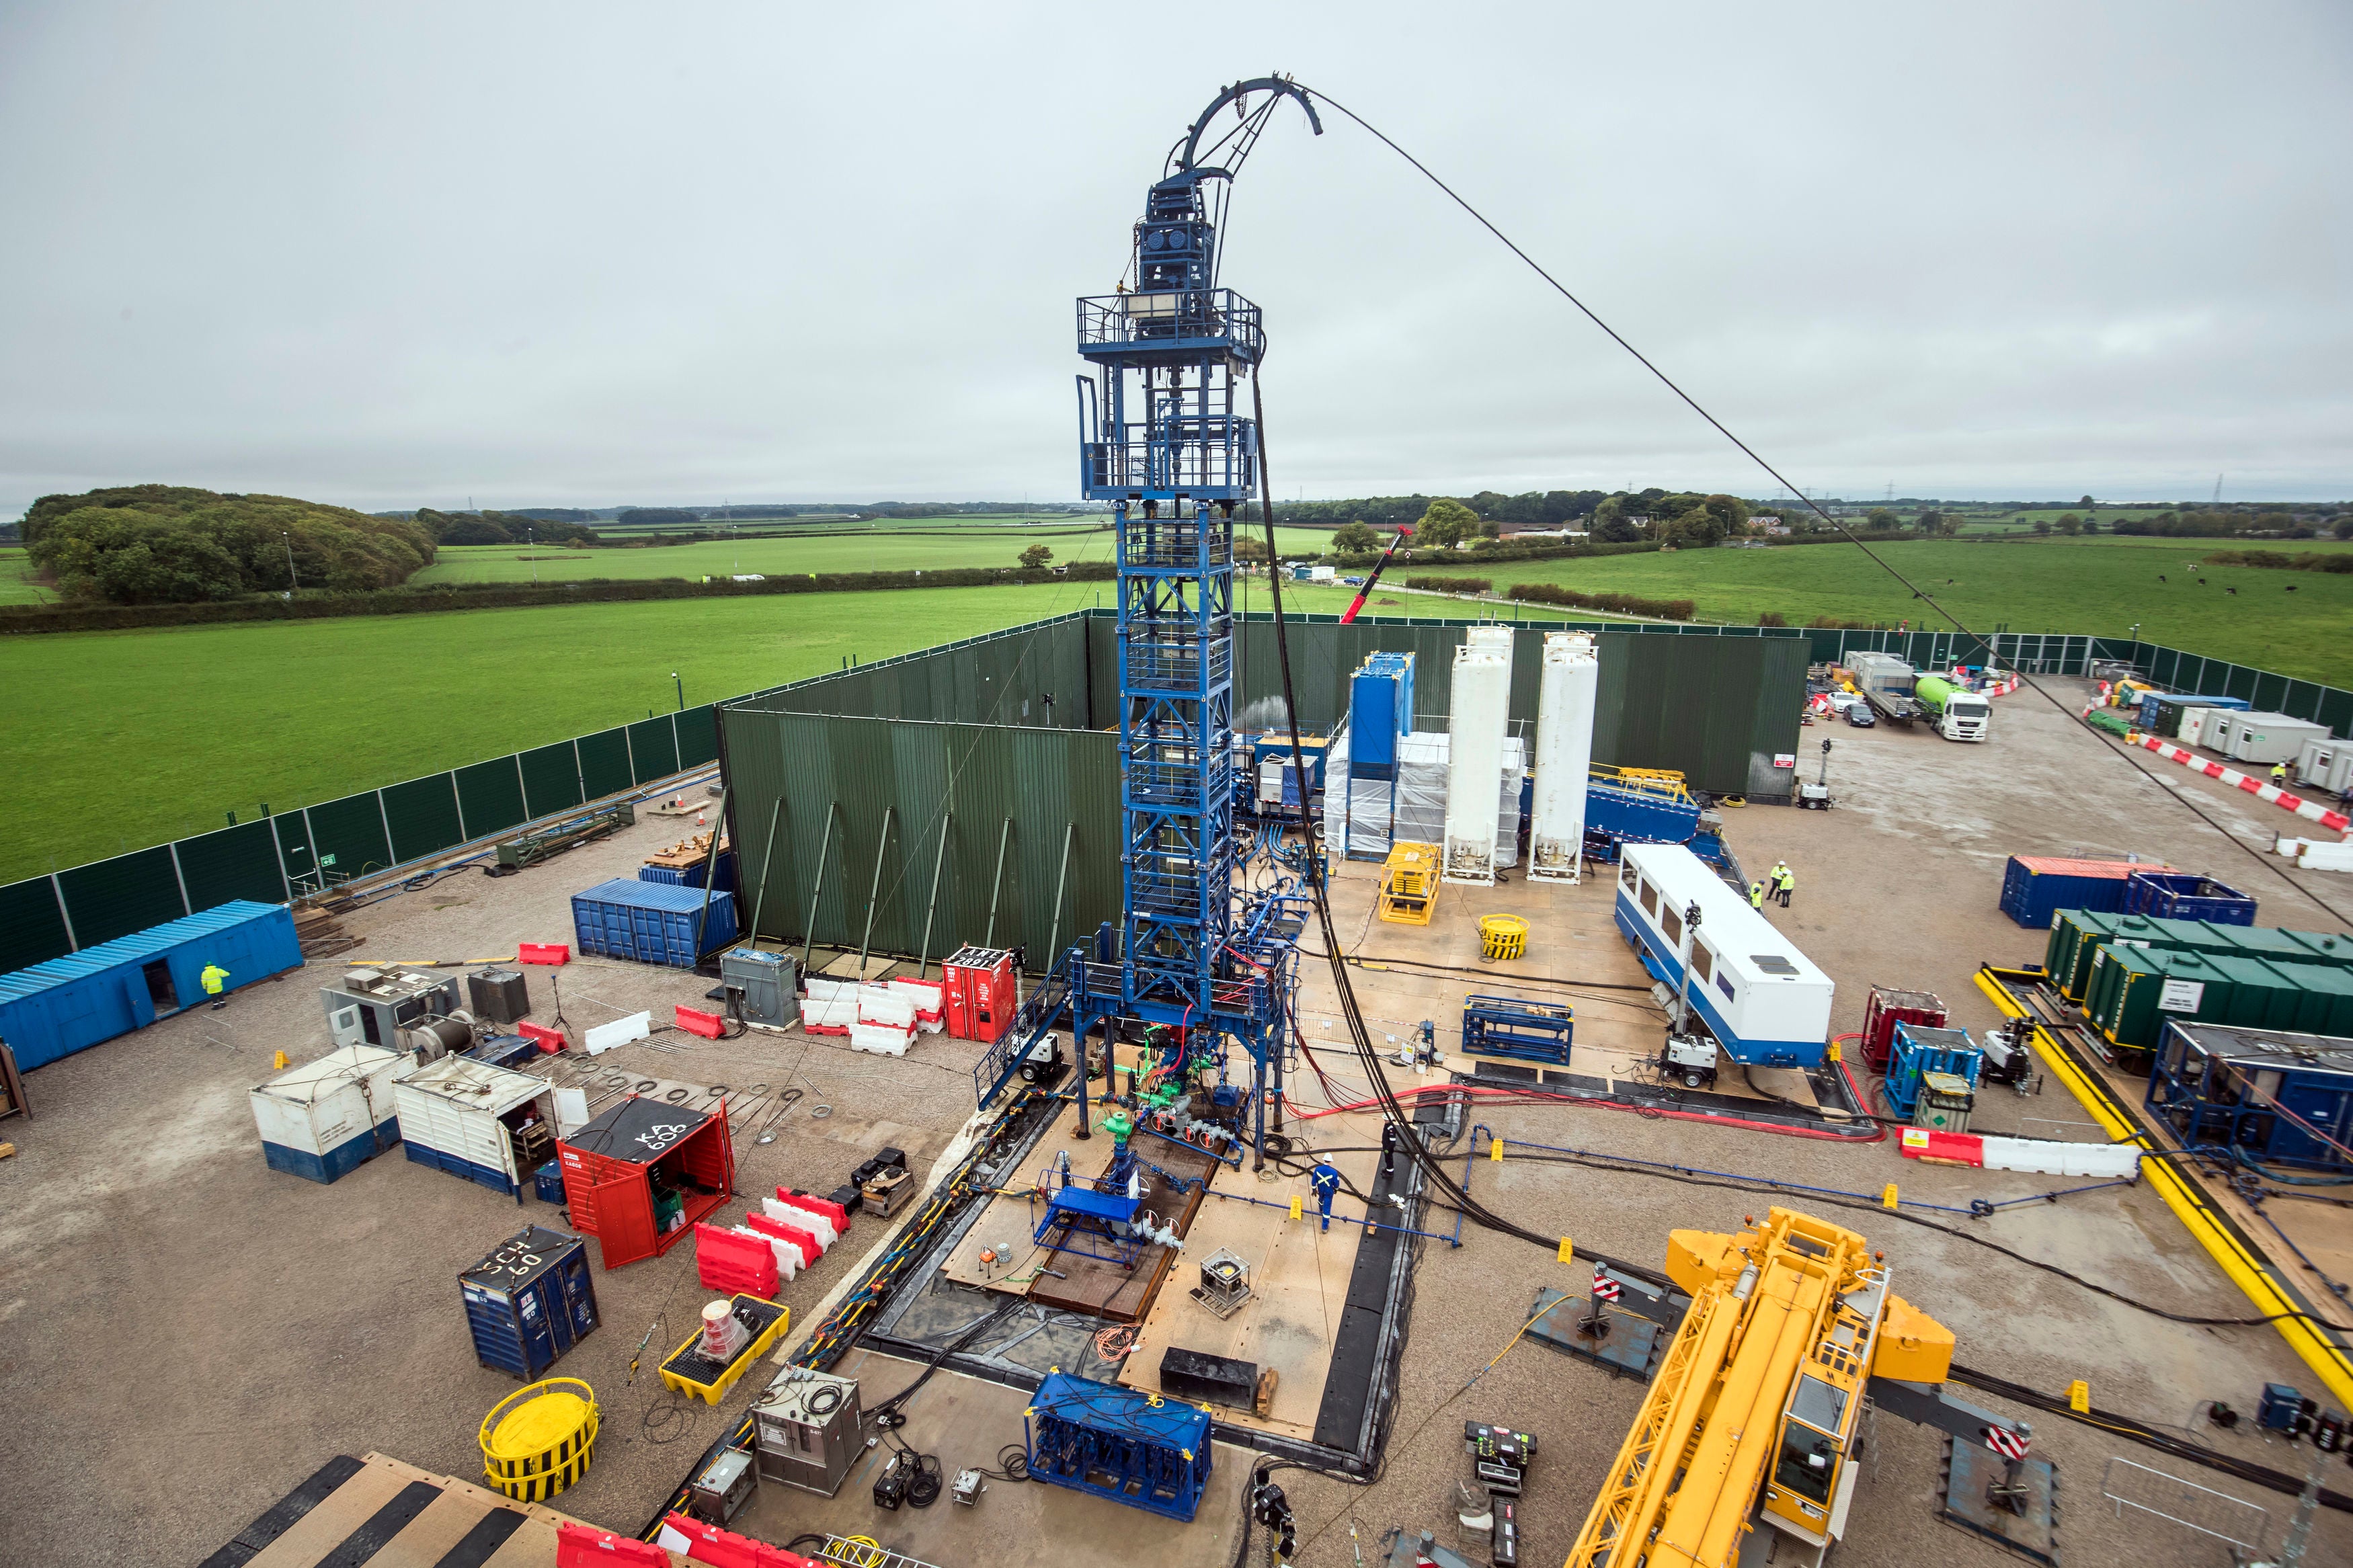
[2094,948,2241,1049]
[2078,918,2186,1007]
[2274,964,2353,1036]
[2045,910,2113,994]
[2280,928,2353,969]
[2202,955,2307,1031]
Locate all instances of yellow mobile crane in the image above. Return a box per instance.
[1567,1207,2045,1568]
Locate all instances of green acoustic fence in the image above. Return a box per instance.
[717,710,1122,969]
[0,704,726,974]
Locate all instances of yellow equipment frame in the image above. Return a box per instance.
[1377,841,1439,925]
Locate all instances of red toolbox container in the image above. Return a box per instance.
[942,944,1019,1044]
[1861,985,1946,1073]
[558,1096,734,1268]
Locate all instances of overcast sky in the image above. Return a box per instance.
[3,2,2348,517]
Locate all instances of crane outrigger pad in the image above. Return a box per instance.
[1937,1436,2061,1567]
[1522,1286,1665,1381]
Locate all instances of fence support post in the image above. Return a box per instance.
[856,807,896,975]
[983,817,1014,949]
[746,796,784,950]
[801,804,838,975]
[917,813,953,979]
[1043,821,1075,964]
[50,874,77,952]
[167,841,192,915]
[692,787,727,960]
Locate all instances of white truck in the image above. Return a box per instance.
[1845,653,1990,741]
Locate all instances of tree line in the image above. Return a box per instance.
[22,485,436,604]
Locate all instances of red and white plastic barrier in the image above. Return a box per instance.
[2135,736,2350,833]
[693,1222,779,1298]
[744,1208,822,1268]
[775,1187,850,1236]
[557,1523,671,1567]
[656,1514,815,1568]
[1900,1127,2142,1179]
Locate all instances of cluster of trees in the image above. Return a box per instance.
[1312,489,1774,555]
[2204,549,2353,573]
[22,485,435,604]
[2109,509,2344,538]
[1506,582,1696,620]
[414,508,598,546]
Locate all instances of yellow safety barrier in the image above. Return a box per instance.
[1478,914,1528,961]
[479,1377,599,1502]
[1975,965,2353,1411]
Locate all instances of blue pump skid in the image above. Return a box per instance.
[1027,1371,1213,1522]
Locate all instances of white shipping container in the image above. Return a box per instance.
[1529,632,1597,882]
[250,1045,409,1184]
[1443,648,1511,884]
[391,1056,557,1196]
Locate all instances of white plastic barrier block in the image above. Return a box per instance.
[585,1011,651,1055]
[1977,1136,2142,1180]
[733,1225,801,1282]
[890,979,946,1022]
[857,985,918,1028]
[803,995,859,1031]
[850,1022,914,1057]
[766,1195,837,1248]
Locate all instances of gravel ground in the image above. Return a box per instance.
[2,679,2348,1568]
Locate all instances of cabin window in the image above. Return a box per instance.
[1790,1374,1847,1436]
[1689,944,1712,983]
[1662,908,1682,946]
[1621,862,1638,892]
[1774,1421,1838,1505]
[1638,880,1658,917]
[1718,973,1736,1002]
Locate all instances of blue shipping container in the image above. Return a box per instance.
[1998,856,2152,930]
[1349,652,1414,778]
[460,1225,600,1380]
[637,850,736,893]
[2122,870,2258,926]
[571,879,737,967]
[0,901,303,1071]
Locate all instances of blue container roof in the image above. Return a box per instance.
[0,900,287,1003]
[573,878,733,914]
[1033,1372,1211,1446]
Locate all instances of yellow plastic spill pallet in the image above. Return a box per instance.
[479,1377,600,1502]
[658,1294,791,1405]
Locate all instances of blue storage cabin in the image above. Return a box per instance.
[460,1225,600,1379]
[247,1044,407,1183]
[0,900,303,1071]
[1348,652,1414,780]
[572,879,738,968]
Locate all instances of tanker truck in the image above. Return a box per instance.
[1915,673,1991,741]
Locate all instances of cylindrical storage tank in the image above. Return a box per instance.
[249,1044,407,1184]
[1443,647,1511,884]
[1528,633,1597,882]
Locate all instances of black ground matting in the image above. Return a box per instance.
[430,1505,530,1568]
[314,1479,442,1568]
[197,1454,366,1568]
[1314,1148,1409,1449]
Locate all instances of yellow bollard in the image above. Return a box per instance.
[1881,1184,1899,1209]
[2067,1379,2091,1413]
[1557,1237,1575,1265]
[273,1050,288,1070]
[1490,1137,1505,1163]
[1288,1194,1303,1221]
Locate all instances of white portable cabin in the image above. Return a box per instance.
[1529,632,1597,882]
[249,1045,409,1184]
[2295,736,2353,795]
[391,1055,559,1200]
[2208,712,2331,768]
[1442,645,1511,884]
[1613,842,1835,1069]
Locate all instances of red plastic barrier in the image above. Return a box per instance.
[1898,1128,1985,1165]
[557,1523,670,1567]
[518,1021,567,1053]
[774,1188,849,1233]
[744,1210,822,1267]
[518,943,571,966]
[660,1514,813,1568]
[676,1005,725,1040]
[693,1223,779,1298]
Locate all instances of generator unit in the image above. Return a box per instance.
[323,967,465,1054]
[752,1370,864,1496]
[467,966,530,1026]
[687,1449,757,1525]
[1885,1020,1983,1120]
[719,948,798,1029]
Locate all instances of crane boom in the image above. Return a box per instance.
[1568,1208,1964,1568]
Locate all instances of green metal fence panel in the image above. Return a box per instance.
[577,728,635,800]
[382,775,465,863]
[454,760,529,841]
[0,878,71,973]
[307,792,394,880]
[628,716,682,784]
[518,743,584,819]
[676,704,720,768]
[58,846,186,948]
[175,820,288,909]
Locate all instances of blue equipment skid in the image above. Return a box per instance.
[1027,1371,1213,1522]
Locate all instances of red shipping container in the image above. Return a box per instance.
[744,1210,822,1267]
[559,1097,734,1269]
[942,944,1018,1044]
[694,1222,779,1298]
[1862,985,1946,1073]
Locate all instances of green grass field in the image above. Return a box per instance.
[0,580,1116,882]
[1339,536,2353,682]
[411,524,1333,585]
[0,546,54,605]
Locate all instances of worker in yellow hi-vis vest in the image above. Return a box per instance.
[1748,880,1766,909]
[1772,862,1796,908]
[200,962,231,1010]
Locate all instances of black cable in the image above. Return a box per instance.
[1298,84,2353,932]
[973,1443,1031,1482]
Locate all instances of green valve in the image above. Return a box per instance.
[1103,1109,1134,1143]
